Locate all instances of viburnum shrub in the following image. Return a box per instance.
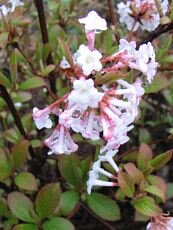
[0,0,173,229]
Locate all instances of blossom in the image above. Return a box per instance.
[68,78,104,110]
[76,45,102,75]
[32,107,52,130]
[59,56,71,69]
[8,0,24,12]
[0,5,10,17]
[117,0,168,32]
[44,125,78,155]
[79,10,107,32]
[146,215,173,230]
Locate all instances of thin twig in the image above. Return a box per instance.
[0,84,35,157]
[33,0,57,94]
[107,0,120,43]
[137,22,173,47]
[81,202,116,230]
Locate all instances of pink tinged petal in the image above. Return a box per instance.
[32,107,52,130]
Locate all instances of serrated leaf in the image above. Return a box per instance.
[59,191,79,216]
[144,185,165,202]
[150,150,172,171]
[19,77,45,90]
[133,196,162,217]
[144,76,169,93]
[87,192,120,221]
[124,163,143,184]
[58,155,82,188]
[8,192,36,223]
[118,171,135,198]
[13,224,38,230]
[58,38,74,68]
[0,148,12,180]
[11,140,29,169]
[43,217,74,230]
[35,183,61,219]
[15,172,38,191]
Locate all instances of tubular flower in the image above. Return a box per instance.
[117,0,168,32]
[32,107,52,130]
[146,215,173,230]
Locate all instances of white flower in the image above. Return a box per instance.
[32,107,52,130]
[146,215,173,230]
[0,5,10,17]
[8,0,24,12]
[44,125,78,155]
[79,10,107,32]
[76,45,102,75]
[117,0,168,32]
[68,78,104,110]
[59,56,71,69]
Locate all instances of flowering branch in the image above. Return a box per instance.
[33,0,57,95]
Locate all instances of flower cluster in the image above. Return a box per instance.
[32,11,158,193]
[117,0,168,31]
[0,0,24,17]
[147,215,173,230]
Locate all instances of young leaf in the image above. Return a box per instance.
[59,191,79,216]
[43,217,74,230]
[137,143,153,171]
[15,172,38,191]
[150,150,172,171]
[35,183,61,219]
[0,148,12,180]
[0,72,11,88]
[13,224,38,230]
[7,192,37,223]
[11,140,29,169]
[144,185,166,202]
[147,175,167,193]
[58,38,74,68]
[118,171,135,198]
[19,77,45,90]
[124,163,144,184]
[132,196,162,217]
[87,192,121,221]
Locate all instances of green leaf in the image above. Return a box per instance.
[15,172,38,191]
[0,31,9,48]
[147,175,167,193]
[42,43,54,62]
[87,192,120,221]
[132,196,162,217]
[58,38,74,68]
[35,183,61,219]
[166,183,173,200]
[9,49,18,85]
[95,70,126,85]
[43,217,74,230]
[11,140,29,169]
[144,185,165,202]
[19,77,45,90]
[7,192,37,223]
[0,72,11,88]
[0,148,12,180]
[150,150,172,171]
[0,198,9,217]
[41,65,55,77]
[13,224,38,230]
[144,76,169,93]
[58,155,82,188]
[117,171,135,198]
[137,143,153,171]
[3,128,21,143]
[13,92,32,103]
[59,191,79,216]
